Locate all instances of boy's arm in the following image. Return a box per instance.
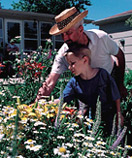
[115,99,124,126]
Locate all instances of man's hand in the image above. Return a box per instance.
[35,73,60,102]
[35,82,50,102]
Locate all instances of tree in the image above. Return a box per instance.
[126,15,132,27]
[11,0,91,15]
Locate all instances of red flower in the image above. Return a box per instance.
[0,63,5,68]
[0,69,3,74]
[17,61,46,78]
[34,71,42,78]
[0,63,5,74]
[64,107,76,116]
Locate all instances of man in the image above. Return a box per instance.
[35,7,127,102]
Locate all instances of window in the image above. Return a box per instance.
[24,21,38,51]
[41,23,63,50]
[55,35,63,50]
[0,18,3,49]
[0,18,3,61]
[40,22,52,48]
[7,22,20,42]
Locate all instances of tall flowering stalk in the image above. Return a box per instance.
[54,85,63,130]
[11,109,19,157]
[110,126,127,150]
[91,97,101,137]
[117,112,122,137]
[122,136,128,157]
[111,114,117,137]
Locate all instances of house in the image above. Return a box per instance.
[0,9,92,61]
[0,9,55,59]
[93,10,132,70]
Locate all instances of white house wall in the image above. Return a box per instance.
[109,30,132,70]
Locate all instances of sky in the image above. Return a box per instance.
[1,0,132,30]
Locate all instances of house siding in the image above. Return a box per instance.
[93,10,132,70]
[100,21,131,34]
[95,21,132,70]
[109,30,132,70]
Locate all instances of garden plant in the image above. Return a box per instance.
[0,40,132,157]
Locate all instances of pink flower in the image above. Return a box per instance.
[47,49,52,59]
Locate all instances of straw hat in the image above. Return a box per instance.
[49,7,88,35]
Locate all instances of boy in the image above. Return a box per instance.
[61,43,124,136]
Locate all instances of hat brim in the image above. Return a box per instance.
[49,10,88,35]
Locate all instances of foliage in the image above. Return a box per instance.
[0,41,132,157]
[0,97,131,157]
[0,40,55,105]
[124,69,132,90]
[11,0,91,15]
[125,15,132,27]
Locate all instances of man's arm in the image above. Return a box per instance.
[35,73,60,102]
[114,48,125,84]
[114,48,127,99]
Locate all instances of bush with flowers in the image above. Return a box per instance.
[0,40,57,105]
[0,96,132,158]
[0,40,132,157]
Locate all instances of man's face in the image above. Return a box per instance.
[61,26,81,45]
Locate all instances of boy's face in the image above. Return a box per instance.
[66,53,84,76]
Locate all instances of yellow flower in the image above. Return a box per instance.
[72,123,79,128]
[28,112,36,117]
[21,117,28,121]
[77,114,84,119]
[110,151,117,156]
[46,113,55,118]
[84,122,91,126]
[62,103,67,109]
[10,109,17,117]
[43,105,49,113]
[17,97,21,105]
[59,147,66,153]
[44,153,48,156]
[35,110,42,119]
[18,104,28,110]
[0,116,3,120]
[24,139,36,144]
[25,108,33,114]
[125,145,132,149]
[60,115,65,120]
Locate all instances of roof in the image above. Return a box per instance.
[84,19,94,24]
[0,9,55,22]
[93,10,132,26]
[0,9,93,24]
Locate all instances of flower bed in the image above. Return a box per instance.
[0,41,132,157]
[0,97,132,158]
